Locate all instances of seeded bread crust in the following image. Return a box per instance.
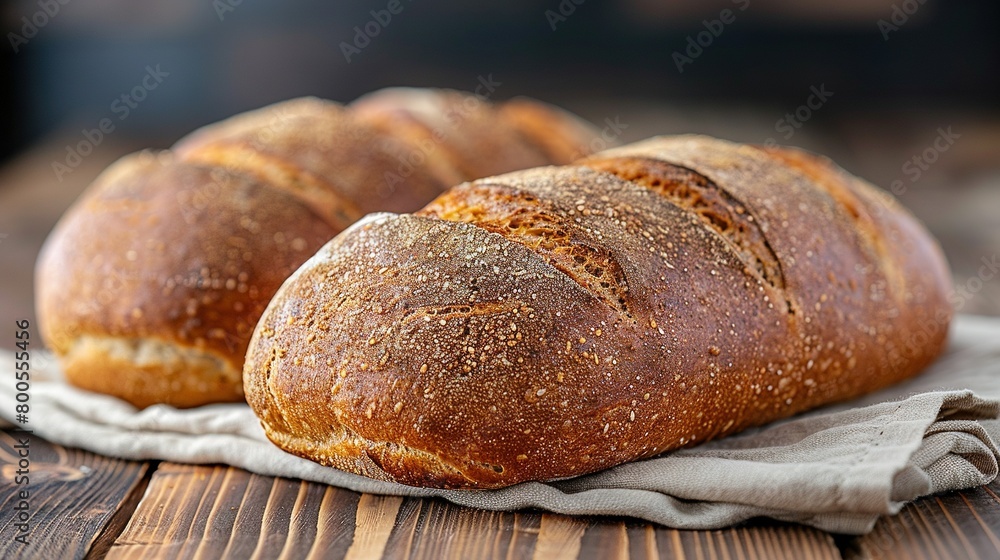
[244,135,952,488]
[36,90,605,408]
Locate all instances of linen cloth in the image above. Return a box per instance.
[2,315,999,534]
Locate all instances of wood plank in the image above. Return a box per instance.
[377,499,544,559]
[83,462,154,560]
[0,429,149,560]
[105,461,847,559]
[847,479,1000,559]
[344,495,403,560]
[379,495,425,558]
[534,514,587,560]
[577,518,628,560]
[303,485,363,558]
[644,522,842,560]
[106,463,360,559]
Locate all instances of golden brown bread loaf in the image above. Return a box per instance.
[244,135,952,489]
[35,88,605,409]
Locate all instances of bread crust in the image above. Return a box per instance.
[37,91,606,408]
[36,152,338,407]
[58,335,244,409]
[350,88,552,180]
[244,135,952,488]
[499,97,604,163]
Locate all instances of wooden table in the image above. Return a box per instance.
[1,115,998,559]
[1,431,999,559]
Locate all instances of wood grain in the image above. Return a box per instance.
[83,461,154,560]
[848,479,1000,560]
[6,435,992,560]
[534,514,587,559]
[106,463,360,559]
[0,430,148,560]
[104,461,844,559]
[4,435,998,559]
[345,495,403,560]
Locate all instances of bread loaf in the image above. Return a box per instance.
[35,89,605,408]
[244,135,952,489]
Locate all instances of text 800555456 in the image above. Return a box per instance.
[12,319,32,546]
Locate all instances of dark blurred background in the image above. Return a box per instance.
[1,0,999,154]
[0,0,998,332]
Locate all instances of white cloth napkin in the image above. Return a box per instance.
[2,315,999,535]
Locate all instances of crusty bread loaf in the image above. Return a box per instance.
[36,89,605,409]
[243,135,952,489]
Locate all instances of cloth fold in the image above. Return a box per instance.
[2,315,999,535]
